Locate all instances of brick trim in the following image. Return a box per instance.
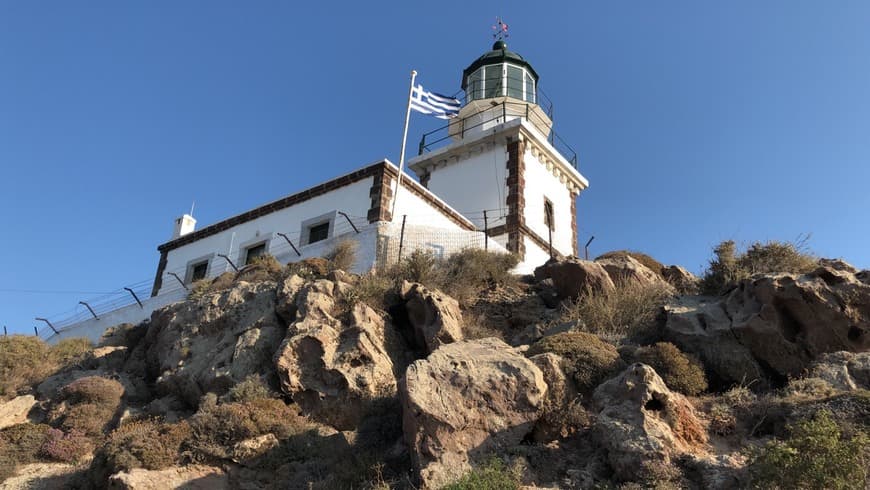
[367,171,395,223]
[150,251,168,297]
[158,161,390,253]
[505,139,526,260]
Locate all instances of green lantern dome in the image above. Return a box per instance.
[461,41,539,104]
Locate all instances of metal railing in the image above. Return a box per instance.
[417,100,579,169]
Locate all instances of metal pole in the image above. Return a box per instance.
[397,215,407,264]
[35,317,59,335]
[123,288,144,309]
[167,272,189,290]
[391,70,418,220]
[34,326,38,336]
[217,254,240,272]
[79,301,99,320]
[483,210,488,251]
[3,326,6,336]
[585,236,595,260]
[276,233,302,257]
[548,226,554,260]
[337,211,359,233]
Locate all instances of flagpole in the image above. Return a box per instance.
[392,69,417,220]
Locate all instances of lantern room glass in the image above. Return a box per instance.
[465,63,535,104]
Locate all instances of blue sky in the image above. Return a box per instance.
[2,2,869,335]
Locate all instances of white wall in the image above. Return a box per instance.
[421,143,509,231]
[156,177,375,295]
[522,149,575,257]
[517,236,553,275]
[392,180,470,229]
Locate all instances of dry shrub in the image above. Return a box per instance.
[560,280,671,342]
[188,397,305,462]
[287,257,329,280]
[225,375,272,403]
[345,272,394,312]
[596,250,665,277]
[666,399,708,446]
[87,419,190,485]
[783,377,839,400]
[0,423,51,481]
[326,240,358,273]
[749,409,869,489]
[40,428,94,463]
[462,311,504,341]
[527,332,624,393]
[396,249,441,285]
[237,254,284,283]
[442,248,518,304]
[701,238,817,295]
[0,336,93,400]
[634,343,708,396]
[54,376,124,437]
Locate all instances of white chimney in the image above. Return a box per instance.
[172,214,196,239]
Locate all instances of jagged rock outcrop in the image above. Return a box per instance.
[592,364,707,481]
[400,338,547,489]
[274,279,396,430]
[664,265,870,387]
[530,353,583,442]
[144,280,286,407]
[400,281,463,353]
[0,395,37,430]
[662,265,700,294]
[596,254,673,291]
[809,351,870,390]
[534,258,615,300]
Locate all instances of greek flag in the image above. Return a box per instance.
[410,84,461,119]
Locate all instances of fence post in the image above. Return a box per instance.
[397,215,407,264]
[483,210,488,251]
[79,301,99,320]
[276,233,302,257]
[3,326,6,336]
[217,254,240,272]
[124,288,144,309]
[167,272,189,290]
[34,326,38,336]
[338,211,359,233]
[585,236,595,260]
[35,318,59,335]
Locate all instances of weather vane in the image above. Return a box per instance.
[492,17,509,41]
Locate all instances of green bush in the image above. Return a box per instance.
[442,458,522,490]
[596,250,665,277]
[527,332,623,393]
[634,342,708,396]
[560,280,671,341]
[701,239,817,295]
[749,409,868,489]
[326,240,358,273]
[53,376,124,437]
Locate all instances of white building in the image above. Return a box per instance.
[43,40,589,343]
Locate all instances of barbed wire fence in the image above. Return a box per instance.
[24,207,521,340]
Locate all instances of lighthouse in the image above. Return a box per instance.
[408,40,589,274]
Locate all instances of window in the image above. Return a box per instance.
[188,260,209,283]
[467,68,483,100]
[524,72,536,103]
[544,198,555,231]
[308,222,329,244]
[244,243,267,265]
[507,65,523,100]
[484,65,503,98]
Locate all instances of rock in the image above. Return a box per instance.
[144,280,284,407]
[0,462,79,489]
[662,265,700,294]
[592,364,707,481]
[274,281,396,430]
[664,266,870,386]
[400,282,463,353]
[512,321,581,348]
[232,433,280,463]
[107,465,228,489]
[596,255,672,290]
[275,274,305,323]
[0,395,37,430]
[809,351,870,390]
[818,258,858,274]
[401,338,547,489]
[530,353,583,442]
[537,258,615,300]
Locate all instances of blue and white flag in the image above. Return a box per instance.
[410,84,461,119]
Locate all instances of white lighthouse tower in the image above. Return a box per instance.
[408,39,589,274]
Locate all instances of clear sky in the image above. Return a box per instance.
[2,2,869,335]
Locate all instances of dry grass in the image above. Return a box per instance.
[87,418,191,484]
[633,342,708,396]
[40,428,94,463]
[0,423,52,481]
[0,336,93,401]
[560,280,672,342]
[701,238,818,295]
[52,376,124,437]
[225,375,272,403]
[527,332,624,393]
[326,240,358,273]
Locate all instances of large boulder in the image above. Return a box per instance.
[401,338,547,489]
[274,280,397,430]
[535,258,615,300]
[808,351,870,390]
[529,353,585,442]
[144,280,286,407]
[107,465,228,489]
[400,281,463,353]
[595,254,672,291]
[592,364,707,481]
[664,266,870,387]
[0,395,37,430]
[662,265,700,295]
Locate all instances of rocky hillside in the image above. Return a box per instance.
[1,245,868,489]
